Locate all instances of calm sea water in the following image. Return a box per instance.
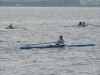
[0,7,100,75]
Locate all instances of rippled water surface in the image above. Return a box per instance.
[0,7,100,75]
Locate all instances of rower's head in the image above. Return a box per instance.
[59,36,63,39]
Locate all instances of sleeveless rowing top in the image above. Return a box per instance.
[58,38,64,45]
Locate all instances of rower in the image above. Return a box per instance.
[56,36,64,45]
[79,22,82,25]
[7,23,13,29]
[82,21,85,25]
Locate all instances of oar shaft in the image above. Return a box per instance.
[29,42,57,46]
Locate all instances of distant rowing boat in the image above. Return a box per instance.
[20,44,95,49]
[0,29,23,31]
[78,24,88,27]
[0,28,35,31]
[63,24,88,27]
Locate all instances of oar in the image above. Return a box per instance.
[31,42,57,45]
[23,28,38,30]
[24,42,57,47]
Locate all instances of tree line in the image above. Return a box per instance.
[0,0,80,6]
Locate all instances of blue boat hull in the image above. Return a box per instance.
[67,44,95,47]
[20,44,95,49]
[20,45,65,49]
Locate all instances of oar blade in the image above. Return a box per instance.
[24,44,30,47]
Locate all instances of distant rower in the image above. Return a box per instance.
[82,21,85,25]
[79,21,86,25]
[79,22,82,25]
[6,23,13,29]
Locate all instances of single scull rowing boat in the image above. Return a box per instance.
[20,44,95,49]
